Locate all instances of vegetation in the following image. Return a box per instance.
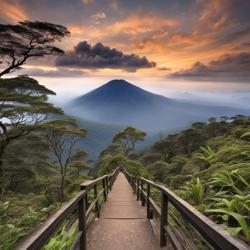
[0,20,92,249]
[95,116,250,245]
[0,76,90,249]
[0,76,63,183]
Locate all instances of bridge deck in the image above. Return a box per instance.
[87,172,161,250]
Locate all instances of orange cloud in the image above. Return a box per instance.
[108,15,178,35]
[196,0,239,33]
[68,25,85,35]
[0,0,27,22]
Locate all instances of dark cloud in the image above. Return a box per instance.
[18,68,86,78]
[56,41,156,72]
[170,53,250,82]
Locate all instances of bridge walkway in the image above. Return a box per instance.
[87,172,161,250]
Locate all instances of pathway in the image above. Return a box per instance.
[87,173,160,250]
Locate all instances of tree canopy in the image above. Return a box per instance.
[112,126,146,156]
[0,76,62,171]
[0,21,69,77]
[0,76,62,138]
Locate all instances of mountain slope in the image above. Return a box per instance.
[66,79,249,132]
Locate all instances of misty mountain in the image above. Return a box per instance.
[66,79,249,132]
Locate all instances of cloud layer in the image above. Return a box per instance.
[19,68,86,78]
[56,41,156,72]
[1,0,250,83]
[170,53,250,82]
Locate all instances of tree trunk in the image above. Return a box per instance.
[0,65,16,77]
[0,141,8,179]
[60,174,66,201]
[0,149,5,197]
[0,147,5,179]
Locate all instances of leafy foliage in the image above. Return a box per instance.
[112,126,146,156]
[44,226,78,250]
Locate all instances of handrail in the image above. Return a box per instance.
[15,168,119,250]
[122,168,249,250]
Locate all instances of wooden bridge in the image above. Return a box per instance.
[16,167,249,250]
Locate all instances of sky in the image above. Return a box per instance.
[0,0,250,104]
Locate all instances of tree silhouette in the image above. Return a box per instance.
[0,21,69,77]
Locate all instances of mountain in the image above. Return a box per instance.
[66,79,249,132]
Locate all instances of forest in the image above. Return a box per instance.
[0,21,249,249]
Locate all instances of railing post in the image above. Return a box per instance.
[108,176,112,191]
[147,183,151,219]
[106,176,109,195]
[133,177,136,194]
[94,184,100,217]
[79,196,86,250]
[80,185,88,209]
[102,178,107,202]
[160,192,168,247]
[136,178,140,200]
[141,180,145,206]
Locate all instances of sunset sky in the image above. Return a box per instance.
[0,0,250,102]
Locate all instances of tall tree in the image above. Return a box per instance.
[0,21,69,77]
[0,76,62,176]
[112,126,146,157]
[41,119,86,200]
[152,135,177,162]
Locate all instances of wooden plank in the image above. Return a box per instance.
[80,176,107,190]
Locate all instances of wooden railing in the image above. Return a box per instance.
[123,168,249,250]
[15,168,119,250]
[14,167,249,250]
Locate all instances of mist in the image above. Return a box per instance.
[41,77,250,111]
